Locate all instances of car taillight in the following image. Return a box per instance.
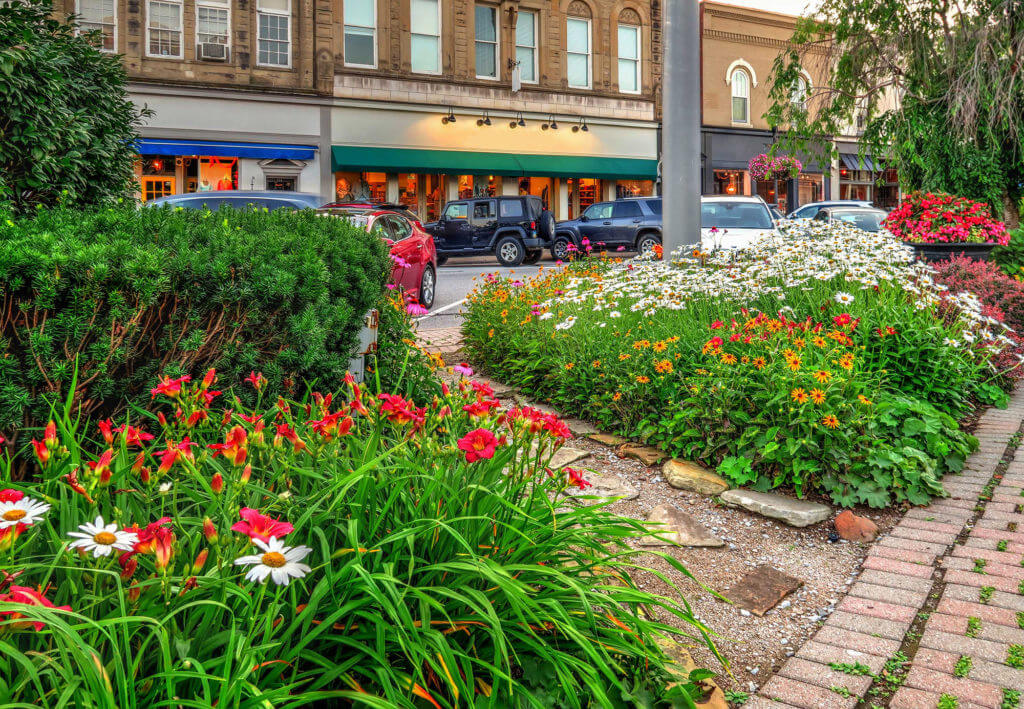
[530,221,536,230]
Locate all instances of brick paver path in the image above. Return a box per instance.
[415,325,463,360]
[750,387,1024,709]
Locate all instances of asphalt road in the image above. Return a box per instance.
[415,255,551,331]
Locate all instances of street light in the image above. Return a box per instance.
[661,0,702,258]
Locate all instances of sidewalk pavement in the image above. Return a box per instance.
[750,385,1024,709]
[415,325,463,362]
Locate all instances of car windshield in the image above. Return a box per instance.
[831,211,886,232]
[701,202,773,229]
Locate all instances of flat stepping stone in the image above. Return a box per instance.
[639,505,724,547]
[616,443,669,466]
[563,418,599,436]
[726,565,804,616]
[548,446,590,469]
[587,432,629,447]
[663,459,730,495]
[719,489,831,527]
[567,471,638,502]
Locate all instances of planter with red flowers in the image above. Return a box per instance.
[884,191,1011,262]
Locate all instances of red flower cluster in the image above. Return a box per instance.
[377,393,425,427]
[884,192,1010,245]
[0,585,71,632]
[505,406,571,439]
[457,428,504,463]
[231,508,293,543]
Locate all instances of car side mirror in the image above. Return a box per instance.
[579,215,589,222]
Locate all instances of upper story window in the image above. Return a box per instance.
[791,73,809,111]
[147,0,183,59]
[196,0,229,56]
[731,68,750,124]
[77,0,116,52]
[617,14,640,94]
[410,0,441,74]
[257,0,291,67]
[475,4,498,79]
[515,10,537,83]
[566,14,591,89]
[344,0,376,68]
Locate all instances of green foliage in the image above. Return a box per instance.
[981,586,996,603]
[0,0,147,213]
[954,656,973,678]
[1004,688,1022,709]
[723,690,749,705]
[0,374,717,706]
[1009,646,1024,669]
[938,695,960,709]
[0,205,391,438]
[967,616,982,637]
[829,662,872,676]
[999,540,1009,551]
[766,0,1024,221]
[974,558,988,573]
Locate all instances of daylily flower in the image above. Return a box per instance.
[273,423,307,453]
[245,371,267,391]
[151,375,191,399]
[208,426,248,466]
[565,467,591,490]
[231,508,293,543]
[0,585,71,631]
[457,428,500,463]
[97,419,115,444]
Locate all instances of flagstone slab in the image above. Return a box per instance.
[719,489,832,527]
[664,459,730,495]
[587,432,629,447]
[567,472,638,502]
[639,505,725,547]
[548,446,590,469]
[616,442,669,466]
[726,565,804,616]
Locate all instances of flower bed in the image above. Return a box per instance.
[0,370,717,705]
[463,223,1021,507]
[884,191,1011,245]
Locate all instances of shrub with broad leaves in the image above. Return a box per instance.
[0,370,719,706]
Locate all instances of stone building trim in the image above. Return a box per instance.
[725,57,757,87]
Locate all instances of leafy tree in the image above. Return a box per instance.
[766,0,1024,225]
[0,0,147,213]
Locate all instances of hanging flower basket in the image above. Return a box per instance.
[748,154,803,182]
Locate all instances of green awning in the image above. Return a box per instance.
[331,146,658,180]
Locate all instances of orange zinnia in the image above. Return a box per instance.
[791,388,809,404]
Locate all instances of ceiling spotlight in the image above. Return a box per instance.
[441,107,457,125]
[477,111,492,127]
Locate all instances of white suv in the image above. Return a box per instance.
[700,196,780,251]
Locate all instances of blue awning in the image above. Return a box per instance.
[840,153,876,171]
[137,139,317,160]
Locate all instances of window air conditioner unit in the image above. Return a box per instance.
[199,42,228,61]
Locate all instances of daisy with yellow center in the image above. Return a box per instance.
[809,389,826,404]
[791,388,809,404]
[821,415,840,429]
[0,496,50,530]
[67,516,139,558]
[812,370,833,384]
[752,357,766,370]
[812,336,827,348]
[234,537,312,586]
[787,357,801,372]
[653,341,668,353]
[564,362,575,370]
[720,353,737,365]
[838,353,855,370]
[793,337,805,349]
[619,353,632,361]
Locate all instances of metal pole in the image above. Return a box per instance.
[661,0,702,257]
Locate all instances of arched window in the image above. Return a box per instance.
[731,69,750,124]
[791,73,809,111]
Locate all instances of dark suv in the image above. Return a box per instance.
[552,197,662,260]
[425,195,555,266]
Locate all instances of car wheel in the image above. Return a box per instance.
[523,250,542,265]
[435,254,449,267]
[495,236,525,266]
[418,265,436,310]
[636,233,661,256]
[551,236,573,261]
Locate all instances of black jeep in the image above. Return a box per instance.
[425,195,555,266]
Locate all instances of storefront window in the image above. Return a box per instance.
[457,175,497,199]
[616,180,654,199]
[566,178,602,219]
[713,170,746,196]
[425,174,443,220]
[199,157,237,191]
[798,173,823,206]
[754,180,784,211]
[334,171,386,202]
[398,173,418,211]
[517,177,554,210]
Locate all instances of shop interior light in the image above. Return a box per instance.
[476,111,492,127]
[441,107,457,125]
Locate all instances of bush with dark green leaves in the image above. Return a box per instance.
[0,0,146,213]
[0,204,391,441]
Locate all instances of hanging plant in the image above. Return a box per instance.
[748,154,803,181]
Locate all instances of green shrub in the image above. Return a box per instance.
[0,205,390,440]
[0,371,717,706]
[0,0,145,213]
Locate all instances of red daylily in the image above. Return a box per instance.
[377,394,425,427]
[245,371,268,391]
[231,508,293,543]
[86,449,116,485]
[0,585,71,631]
[457,428,501,463]
[97,419,115,444]
[151,375,191,399]
[273,423,307,453]
[208,426,248,466]
[565,467,591,490]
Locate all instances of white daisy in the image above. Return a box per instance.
[67,516,138,557]
[834,292,855,305]
[0,496,50,529]
[159,482,173,494]
[234,537,312,586]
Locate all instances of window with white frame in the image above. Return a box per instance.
[566,17,591,89]
[410,0,440,74]
[515,10,537,83]
[196,0,229,48]
[257,0,291,67]
[731,68,750,123]
[147,0,183,58]
[77,0,116,51]
[344,0,376,67]
[475,4,498,79]
[617,23,640,93]
[791,73,809,110]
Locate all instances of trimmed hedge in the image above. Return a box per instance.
[0,204,390,435]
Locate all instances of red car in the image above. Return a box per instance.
[318,206,437,310]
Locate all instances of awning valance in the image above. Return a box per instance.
[331,146,658,180]
[137,139,317,161]
[840,153,876,172]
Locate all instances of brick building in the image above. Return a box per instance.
[58,0,661,217]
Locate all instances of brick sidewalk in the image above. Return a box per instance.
[415,325,463,361]
[750,387,1024,709]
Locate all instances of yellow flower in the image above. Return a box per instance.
[653,341,668,353]
[791,388,809,404]
[635,375,651,384]
[838,353,855,370]
[812,336,827,348]
[696,368,710,376]
[720,353,737,365]
[564,362,575,370]
[752,357,766,370]
[809,388,826,404]
[741,356,750,364]
[793,337,805,349]
[821,415,840,429]
[812,370,833,384]
[787,356,801,372]
[633,340,651,350]
[858,394,873,406]
[487,328,494,338]
[612,392,622,401]
[619,353,632,361]
[500,309,509,318]
[655,359,674,374]
[782,348,797,360]
[592,360,601,368]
